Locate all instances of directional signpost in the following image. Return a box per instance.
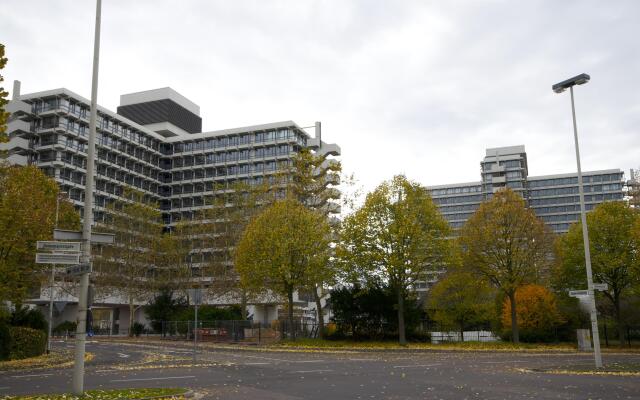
[36,240,83,355]
[37,241,82,252]
[66,263,92,276]
[569,290,590,298]
[569,283,609,298]
[593,283,608,292]
[53,229,114,244]
[36,252,81,265]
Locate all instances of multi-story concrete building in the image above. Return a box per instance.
[428,145,624,233]
[2,81,340,331]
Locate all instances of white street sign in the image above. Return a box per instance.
[66,263,92,276]
[53,229,115,244]
[37,241,81,252]
[593,283,608,291]
[188,288,203,305]
[568,290,591,297]
[36,253,80,265]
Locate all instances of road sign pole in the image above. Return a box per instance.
[194,303,198,364]
[73,0,101,394]
[47,264,55,354]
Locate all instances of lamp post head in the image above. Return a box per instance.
[552,73,590,93]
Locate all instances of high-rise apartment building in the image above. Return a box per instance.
[3,83,340,227]
[2,82,340,330]
[427,145,624,233]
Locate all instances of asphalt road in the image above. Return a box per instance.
[1,340,638,399]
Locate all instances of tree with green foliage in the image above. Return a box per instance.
[459,188,553,343]
[337,175,451,344]
[330,284,423,340]
[95,189,163,336]
[0,43,10,141]
[235,198,331,340]
[427,269,494,340]
[554,201,640,345]
[0,165,80,305]
[145,288,188,334]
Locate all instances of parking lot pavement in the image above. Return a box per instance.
[1,340,638,399]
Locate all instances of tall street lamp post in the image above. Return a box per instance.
[552,73,602,368]
[73,0,101,394]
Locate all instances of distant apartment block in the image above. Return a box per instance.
[427,145,624,233]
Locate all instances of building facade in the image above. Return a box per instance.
[427,145,624,233]
[2,82,340,332]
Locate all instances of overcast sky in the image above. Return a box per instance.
[2,0,638,192]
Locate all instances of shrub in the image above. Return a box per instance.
[176,305,243,322]
[9,327,47,360]
[11,307,48,332]
[0,321,10,361]
[146,289,188,332]
[330,284,424,340]
[131,322,145,337]
[53,320,77,335]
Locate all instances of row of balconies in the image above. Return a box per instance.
[169,136,302,156]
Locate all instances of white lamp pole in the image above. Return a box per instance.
[553,73,602,369]
[72,0,101,394]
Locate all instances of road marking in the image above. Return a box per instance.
[117,352,130,358]
[392,364,442,368]
[291,369,332,373]
[239,354,320,363]
[481,361,528,364]
[244,362,270,365]
[0,387,10,390]
[95,369,116,373]
[110,375,196,383]
[11,373,54,378]
[348,358,372,361]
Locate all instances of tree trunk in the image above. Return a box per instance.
[614,293,624,347]
[313,284,325,339]
[129,297,135,337]
[460,323,465,342]
[508,292,519,343]
[287,287,295,341]
[397,287,406,345]
[240,291,248,320]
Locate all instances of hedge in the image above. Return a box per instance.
[0,321,10,361]
[9,327,47,360]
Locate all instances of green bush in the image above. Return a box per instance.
[0,321,11,361]
[9,326,47,360]
[176,305,243,322]
[53,320,77,335]
[131,322,145,337]
[329,284,425,341]
[11,307,48,332]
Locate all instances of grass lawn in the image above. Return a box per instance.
[518,362,640,376]
[3,388,188,399]
[272,338,580,352]
[0,350,94,371]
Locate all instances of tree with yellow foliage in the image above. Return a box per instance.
[235,198,331,340]
[337,175,452,344]
[0,165,80,304]
[501,284,564,342]
[459,188,553,343]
